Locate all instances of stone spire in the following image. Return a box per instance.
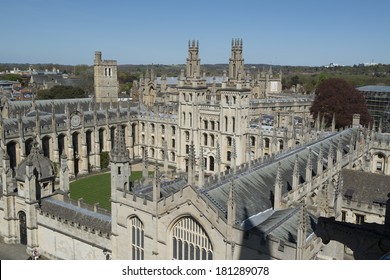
[274,162,282,210]
[187,142,195,186]
[232,138,237,174]
[327,143,334,170]
[305,148,312,182]
[110,126,129,163]
[216,141,221,181]
[198,146,204,188]
[292,154,300,190]
[153,160,161,202]
[142,149,148,182]
[296,203,308,260]
[331,113,336,132]
[227,179,236,226]
[317,143,324,176]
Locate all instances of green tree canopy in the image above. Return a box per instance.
[36,85,85,100]
[0,73,23,83]
[310,78,371,128]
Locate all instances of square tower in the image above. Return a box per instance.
[94,51,119,103]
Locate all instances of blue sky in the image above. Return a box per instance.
[1,0,389,66]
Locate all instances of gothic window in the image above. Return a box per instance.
[355,214,365,224]
[225,116,228,132]
[129,217,144,260]
[233,96,236,104]
[171,126,176,135]
[151,123,155,133]
[141,123,145,132]
[250,136,256,146]
[150,148,155,158]
[141,134,145,144]
[204,120,208,130]
[203,133,208,146]
[279,140,284,150]
[227,136,232,146]
[225,96,229,105]
[171,152,175,161]
[185,131,190,142]
[265,138,270,148]
[341,211,347,222]
[209,156,215,171]
[189,113,192,126]
[186,145,189,155]
[172,138,175,148]
[171,217,213,260]
[210,134,215,147]
[183,112,186,126]
[210,121,215,130]
[151,136,155,145]
[232,117,235,133]
[227,151,232,161]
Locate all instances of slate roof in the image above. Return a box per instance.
[342,169,390,205]
[251,208,317,243]
[204,128,355,224]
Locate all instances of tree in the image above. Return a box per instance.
[36,85,85,100]
[310,78,371,129]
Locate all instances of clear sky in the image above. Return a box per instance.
[1,0,389,66]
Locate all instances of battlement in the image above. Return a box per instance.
[39,196,111,237]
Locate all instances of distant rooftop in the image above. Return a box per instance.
[356,85,390,93]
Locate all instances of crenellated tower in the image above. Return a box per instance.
[186,40,201,80]
[228,38,244,81]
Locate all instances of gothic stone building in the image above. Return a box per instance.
[0,40,389,260]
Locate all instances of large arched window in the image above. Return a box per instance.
[172,217,213,260]
[129,217,144,260]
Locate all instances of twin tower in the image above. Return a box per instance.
[93,39,246,103]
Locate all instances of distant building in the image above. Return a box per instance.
[356,85,390,132]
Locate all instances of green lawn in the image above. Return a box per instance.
[69,171,147,210]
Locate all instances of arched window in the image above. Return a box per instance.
[210,121,215,130]
[150,148,155,158]
[225,116,228,132]
[227,136,232,146]
[172,217,213,260]
[209,156,215,171]
[129,217,144,260]
[265,138,270,148]
[185,131,190,142]
[250,136,256,146]
[203,133,208,146]
[227,151,232,161]
[279,140,284,150]
[210,134,215,147]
